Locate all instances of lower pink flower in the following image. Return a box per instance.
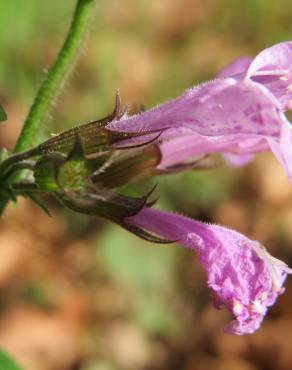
[127,207,292,335]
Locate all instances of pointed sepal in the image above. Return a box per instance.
[58,185,173,243]
[0,104,7,122]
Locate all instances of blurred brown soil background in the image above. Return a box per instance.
[1,1,292,369]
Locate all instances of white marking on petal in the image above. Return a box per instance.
[233,301,244,315]
[186,233,205,250]
[252,300,266,314]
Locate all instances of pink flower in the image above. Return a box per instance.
[127,207,292,335]
[107,42,292,180]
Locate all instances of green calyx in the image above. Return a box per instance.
[0,91,171,243]
[34,135,95,193]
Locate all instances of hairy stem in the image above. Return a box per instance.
[0,0,96,215]
[15,0,95,152]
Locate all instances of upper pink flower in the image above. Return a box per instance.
[107,42,292,180]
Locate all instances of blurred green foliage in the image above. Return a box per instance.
[20,280,56,310]
[0,350,22,370]
[84,361,118,370]
[0,1,75,98]
[99,226,183,336]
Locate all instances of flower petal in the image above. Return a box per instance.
[248,41,292,76]
[247,41,292,110]
[218,56,252,78]
[223,152,256,167]
[267,116,292,182]
[157,132,268,170]
[127,207,291,335]
[109,78,281,138]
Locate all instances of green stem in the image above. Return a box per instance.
[15,0,95,153]
[0,0,95,215]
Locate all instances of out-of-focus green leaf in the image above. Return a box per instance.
[21,280,56,309]
[98,226,183,337]
[0,105,7,122]
[0,350,23,370]
[0,148,9,163]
